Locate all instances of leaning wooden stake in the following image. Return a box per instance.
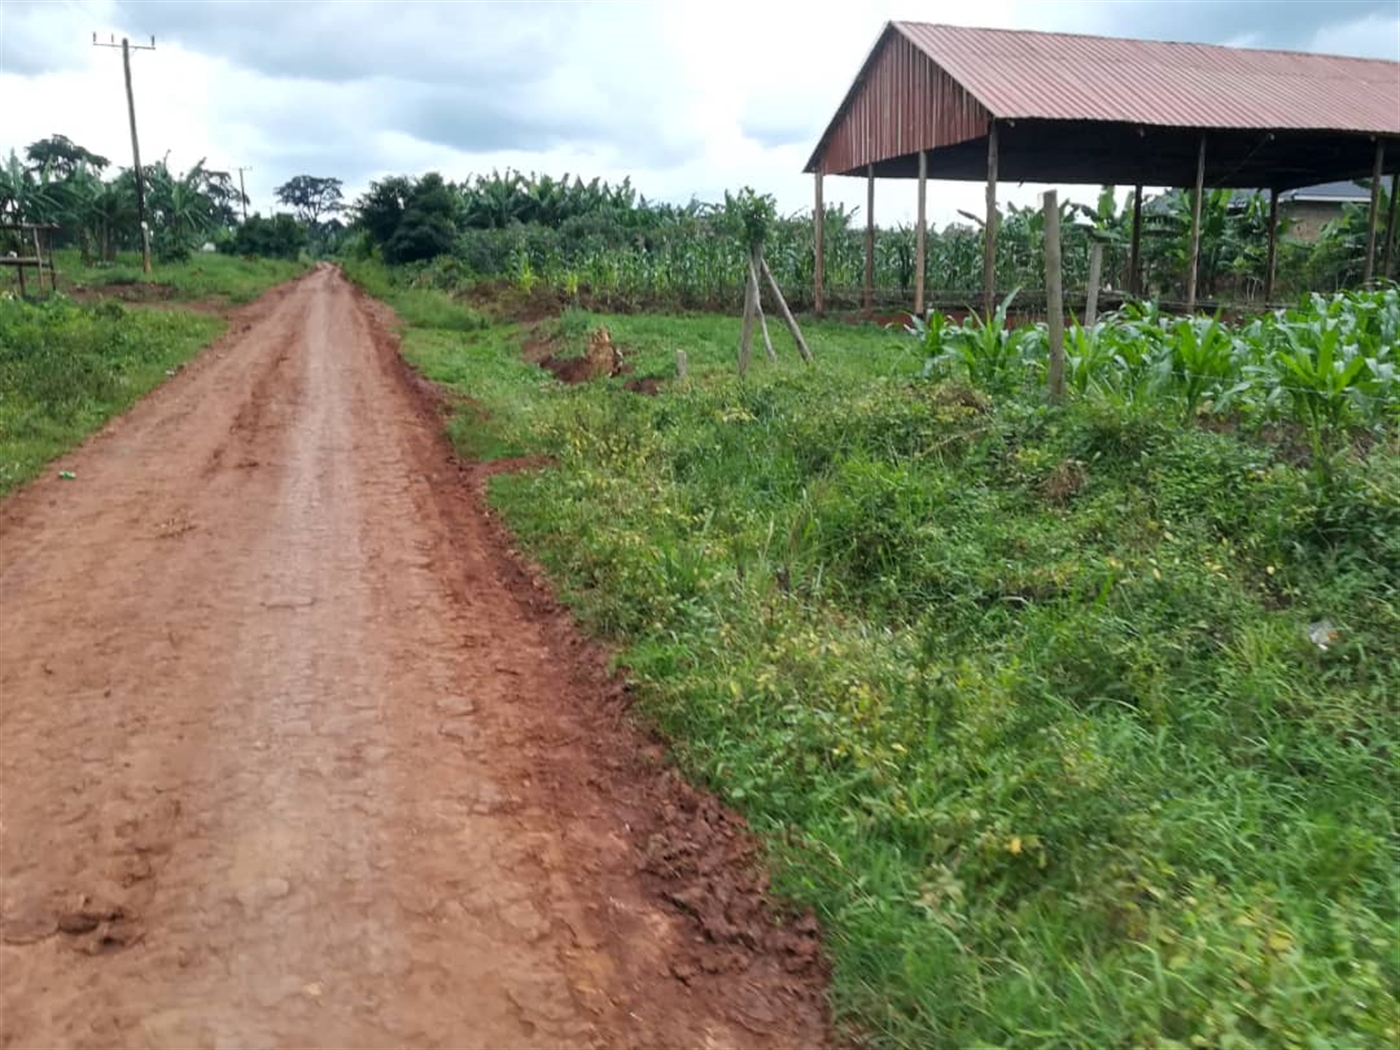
[1085,240,1103,326]
[1043,190,1065,405]
[759,255,814,364]
[749,252,778,363]
[1186,135,1207,314]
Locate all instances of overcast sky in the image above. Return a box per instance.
[2,0,1397,228]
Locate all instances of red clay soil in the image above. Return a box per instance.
[0,264,828,1048]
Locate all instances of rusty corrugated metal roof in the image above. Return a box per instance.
[893,22,1400,134]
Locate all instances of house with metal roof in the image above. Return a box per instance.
[805,22,1400,312]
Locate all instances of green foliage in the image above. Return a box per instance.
[273,174,344,227]
[371,275,1399,1048]
[0,296,223,492]
[223,213,308,260]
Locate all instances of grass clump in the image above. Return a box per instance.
[370,291,1400,1047]
[0,295,223,493]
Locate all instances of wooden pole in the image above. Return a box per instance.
[1264,186,1279,304]
[31,227,44,294]
[915,149,927,318]
[864,164,875,315]
[760,256,815,363]
[1129,184,1143,297]
[750,251,777,363]
[738,259,757,375]
[984,122,999,317]
[1186,135,1206,314]
[121,38,152,275]
[1085,241,1103,325]
[1384,171,1399,281]
[1044,190,1065,404]
[1363,139,1385,286]
[813,173,825,316]
[676,349,688,380]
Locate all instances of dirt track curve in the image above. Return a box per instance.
[0,266,827,1049]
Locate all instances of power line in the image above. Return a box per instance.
[93,33,155,274]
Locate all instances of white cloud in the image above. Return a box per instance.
[1,0,1394,227]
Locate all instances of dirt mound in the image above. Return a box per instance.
[540,326,631,384]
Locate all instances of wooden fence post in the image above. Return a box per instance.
[1085,241,1103,326]
[1044,190,1065,404]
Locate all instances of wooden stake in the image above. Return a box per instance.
[813,173,825,317]
[760,256,814,363]
[915,149,927,318]
[1186,135,1206,314]
[1384,172,1399,281]
[984,122,999,317]
[738,261,757,375]
[1363,139,1385,286]
[1085,241,1103,326]
[749,251,777,363]
[1129,184,1143,297]
[676,349,688,380]
[864,164,874,315]
[1264,187,1279,304]
[1044,190,1065,404]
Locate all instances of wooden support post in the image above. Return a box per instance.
[760,257,814,363]
[1129,184,1143,297]
[1186,135,1206,314]
[1363,139,1385,286]
[1085,241,1103,326]
[1384,171,1399,281]
[749,251,777,363]
[16,260,26,298]
[31,227,44,294]
[984,122,999,317]
[1264,187,1279,304]
[864,165,875,315]
[738,257,757,375]
[1043,190,1065,404]
[915,149,927,318]
[813,173,825,317]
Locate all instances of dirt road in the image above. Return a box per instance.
[0,266,826,1049]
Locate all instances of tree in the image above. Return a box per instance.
[273,175,344,227]
[384,173,459,264]
[24,134,109,179]
[223,213,308,259]
[354,175,413,248]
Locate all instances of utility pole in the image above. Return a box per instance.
[236,167,252,222]
[93,33,156,273]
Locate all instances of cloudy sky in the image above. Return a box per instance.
[2,0,1397,228]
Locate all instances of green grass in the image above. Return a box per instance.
[43,250,309,305]
[0,296,224,493]
[356,278,1399,1048]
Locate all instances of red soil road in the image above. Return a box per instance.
[0,265,827,1049]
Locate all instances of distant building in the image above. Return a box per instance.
[1275,181,1373,241]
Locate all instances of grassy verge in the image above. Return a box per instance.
[355,271,1398,1048]
[0,297,224,494]
[42,250,309,305]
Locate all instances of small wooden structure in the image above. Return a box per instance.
[1,224,60,298]
[806,23,1400,316]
